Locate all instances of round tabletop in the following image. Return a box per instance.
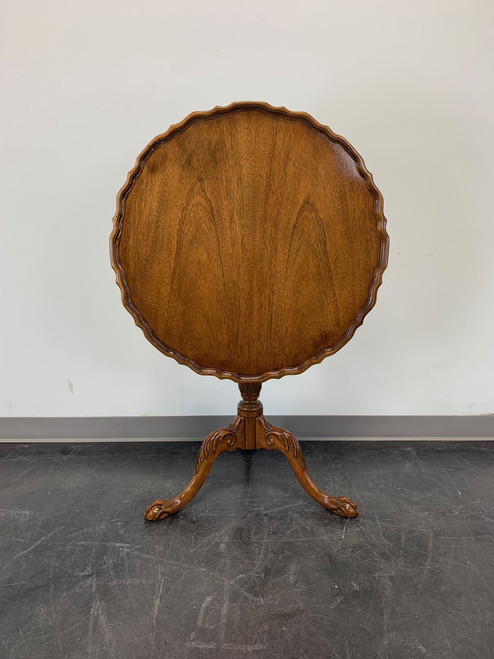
[111,102,389,382]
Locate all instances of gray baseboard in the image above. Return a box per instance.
[0,415,493,441]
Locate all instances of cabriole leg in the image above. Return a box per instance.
[144,416,244,521]
[256,417,358,518]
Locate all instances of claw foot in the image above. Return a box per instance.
[144,499,177,521]
[331,496,359,518]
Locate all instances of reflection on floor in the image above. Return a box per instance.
[0,440,493,658]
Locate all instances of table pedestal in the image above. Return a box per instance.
[144,384,358,521]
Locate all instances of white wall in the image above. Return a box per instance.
[1,0,493,417]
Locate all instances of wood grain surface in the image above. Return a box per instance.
[111,102,389,382]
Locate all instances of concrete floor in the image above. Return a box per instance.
[0,440,493,658]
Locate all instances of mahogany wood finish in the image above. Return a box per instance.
[111,102,389,521]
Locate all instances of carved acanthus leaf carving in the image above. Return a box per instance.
[259,418,307,471]
[194,417,244,472]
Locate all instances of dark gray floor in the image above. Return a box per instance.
[0,441,493,659]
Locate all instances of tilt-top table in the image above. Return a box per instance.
[110,102,389,521]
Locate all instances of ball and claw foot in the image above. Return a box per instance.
[144,500,177,521]
[331,496,359,518]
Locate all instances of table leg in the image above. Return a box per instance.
[143,416,244,521]
[256,416,358,518]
